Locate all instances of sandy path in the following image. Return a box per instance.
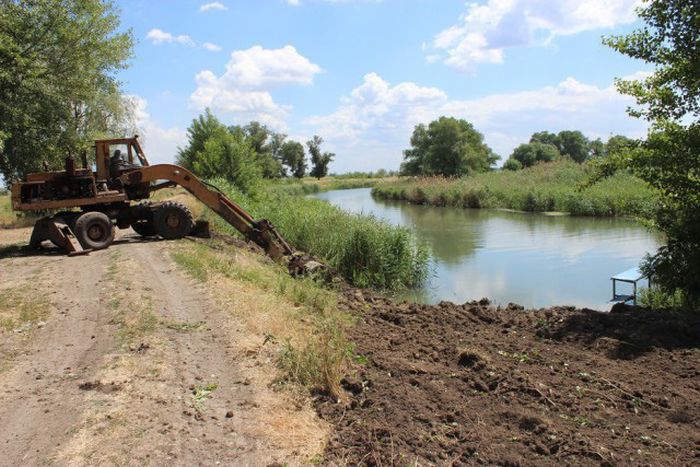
[0,230,325,466]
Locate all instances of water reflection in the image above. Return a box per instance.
[312,188,662,310]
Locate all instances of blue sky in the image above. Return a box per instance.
[117,0,649,172]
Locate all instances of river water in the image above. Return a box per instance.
[312,188,662,310]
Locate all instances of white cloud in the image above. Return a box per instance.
[429,0,641,72]
[200,2,228,11]
[189,45,321,129]
[305,72,648,172]
[126,96,187,165]
[202,42,222,52]
[146,28,195,47]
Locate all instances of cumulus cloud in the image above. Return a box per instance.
[199,2,228,11]
[189,45,321,129]
[429,0,641,72]
[202,42,222,52]
[305,72,648,172]
[126,96,187,165]
[146,28,195,47]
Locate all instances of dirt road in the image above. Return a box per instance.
[0,230,326,466]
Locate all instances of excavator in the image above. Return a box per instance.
[10,136,294,260]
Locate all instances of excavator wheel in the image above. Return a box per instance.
[153,201,194,240]
[74,211,115,250]
[131,221,157,237]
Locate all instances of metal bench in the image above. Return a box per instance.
[611,267,650,305]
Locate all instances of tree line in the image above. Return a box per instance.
[176,110,335,193]
[399,116,636,177]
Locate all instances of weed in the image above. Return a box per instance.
[171,250,208,281]
[164,320,205,332]
[192,383,218,411]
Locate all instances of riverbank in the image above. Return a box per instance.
[265,175,389,197]
[319,290,700,465]
[1,205,697,465]
[188,182,430,290]
[372,160,658,218]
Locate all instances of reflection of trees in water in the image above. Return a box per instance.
[377,198,663,265]
[382,200,483,264]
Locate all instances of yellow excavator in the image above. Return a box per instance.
[10,136,293,259]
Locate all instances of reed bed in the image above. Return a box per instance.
[208,179,430,290]
[372,160,657,218]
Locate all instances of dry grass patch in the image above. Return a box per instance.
[0,285,50,333]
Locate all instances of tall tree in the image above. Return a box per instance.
[602,0,700,307]
[307,135,334,179]
[401,117,498,177]
[176,109,227,170]
[558,130,590,163]
[509,142,559,168]
[268,132,288,176]
[530,131,560,148]
[0,0,134,183]
[280,141,306,178]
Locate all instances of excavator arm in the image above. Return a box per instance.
[119,164,294,261]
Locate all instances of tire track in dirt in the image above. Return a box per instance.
[0,232,326,465]
[0,246,118,466]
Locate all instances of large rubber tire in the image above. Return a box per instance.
[74,211,115,250]
[131,220,157,237]
[153,201,194,240]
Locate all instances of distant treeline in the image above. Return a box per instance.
[177,110,338,193]
[398,116,636,177]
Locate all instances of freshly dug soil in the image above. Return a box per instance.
[317,294,700,465]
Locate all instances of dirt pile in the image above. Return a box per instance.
[316,294,700,465]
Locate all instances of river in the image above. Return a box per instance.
[312,188,663,310]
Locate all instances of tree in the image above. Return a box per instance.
[602,0,700,308]
[307,135,334,179]
[267,132,288,176]
[401,117,499,177]
[510,142,559,168]
[192,131,261,194]
[558,130,590,163]
[0,0,134,184]
[530,131,560,148]
[178,112,261,193]
[502,159,523,171]
[176,109,227,170]
[280,141,306,178]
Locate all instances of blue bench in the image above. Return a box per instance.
[611,267,650,305]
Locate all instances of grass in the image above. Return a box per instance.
[104,252,158,346]
[202,179,430,291]
[0,193,40,228]
[372,160,658,218]
[0,285,50,332]
[171,240,353,400]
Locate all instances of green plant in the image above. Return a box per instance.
[206,179,430,290]
[192,383,218,411]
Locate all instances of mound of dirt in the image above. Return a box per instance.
[316,294,700,465]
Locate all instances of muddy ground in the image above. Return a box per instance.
[317,293,700,465]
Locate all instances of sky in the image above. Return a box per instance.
[117,0,650,172]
